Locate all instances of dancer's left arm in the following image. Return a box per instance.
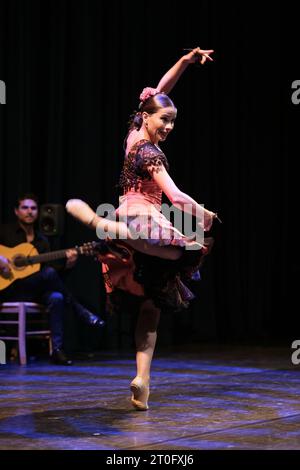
[149,165,216,232]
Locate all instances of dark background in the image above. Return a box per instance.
[0,0,298,353]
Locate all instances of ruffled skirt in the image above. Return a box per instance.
[96,237,213,315]
[96,194,213,314]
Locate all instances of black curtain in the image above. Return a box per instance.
[0,0,298,350]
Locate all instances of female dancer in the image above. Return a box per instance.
[66,46,218,410]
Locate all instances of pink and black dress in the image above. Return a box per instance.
[97,139,211,314]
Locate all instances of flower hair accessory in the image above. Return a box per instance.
[139,87,160,103]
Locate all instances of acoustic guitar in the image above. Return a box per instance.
[0,242,97,291]
[0,240,132,291]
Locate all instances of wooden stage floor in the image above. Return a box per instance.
[0,344,300,452]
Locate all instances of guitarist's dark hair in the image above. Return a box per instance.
[15,193,39,209]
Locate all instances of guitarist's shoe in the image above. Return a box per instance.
[71,301,105,329]
[51,349,73,366]
[81,309,105,328]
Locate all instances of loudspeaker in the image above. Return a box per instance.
[39,204,65,236]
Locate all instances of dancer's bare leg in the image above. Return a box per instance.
[135,298,160,380]
[130,298,160,410]
[66,199,181,260]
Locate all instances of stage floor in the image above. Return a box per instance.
[0,344,299,451]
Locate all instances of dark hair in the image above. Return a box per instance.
[128,93,176,132]
[15,192,39,209]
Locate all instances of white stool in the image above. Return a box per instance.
[0,302,52,365]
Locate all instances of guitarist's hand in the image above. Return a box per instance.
[65,249,78,269]
[81,242,97,258]
[0,255,12,278]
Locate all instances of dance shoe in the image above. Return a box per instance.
[130,376,150,411]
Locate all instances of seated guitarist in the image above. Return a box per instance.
[0,193,105,365]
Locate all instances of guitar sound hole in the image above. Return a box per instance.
[13,256,27,268]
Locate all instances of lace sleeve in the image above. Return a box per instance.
[136,142,169,176]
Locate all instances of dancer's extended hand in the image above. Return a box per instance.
[183,47,214,65]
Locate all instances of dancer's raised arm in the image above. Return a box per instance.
[127,46,214,151]
[156,47,214,95]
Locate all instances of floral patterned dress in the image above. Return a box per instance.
[98,139,210,314]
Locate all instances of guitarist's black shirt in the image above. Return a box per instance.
[0,223,50,253]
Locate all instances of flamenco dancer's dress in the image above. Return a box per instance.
[96,139,213,314]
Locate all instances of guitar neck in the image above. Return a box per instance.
[14,246,83,268]
[26,249,71,265]
[13,242,98,268]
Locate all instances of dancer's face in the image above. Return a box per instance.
[144,106,177,145]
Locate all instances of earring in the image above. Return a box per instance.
[145,121,148,128]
